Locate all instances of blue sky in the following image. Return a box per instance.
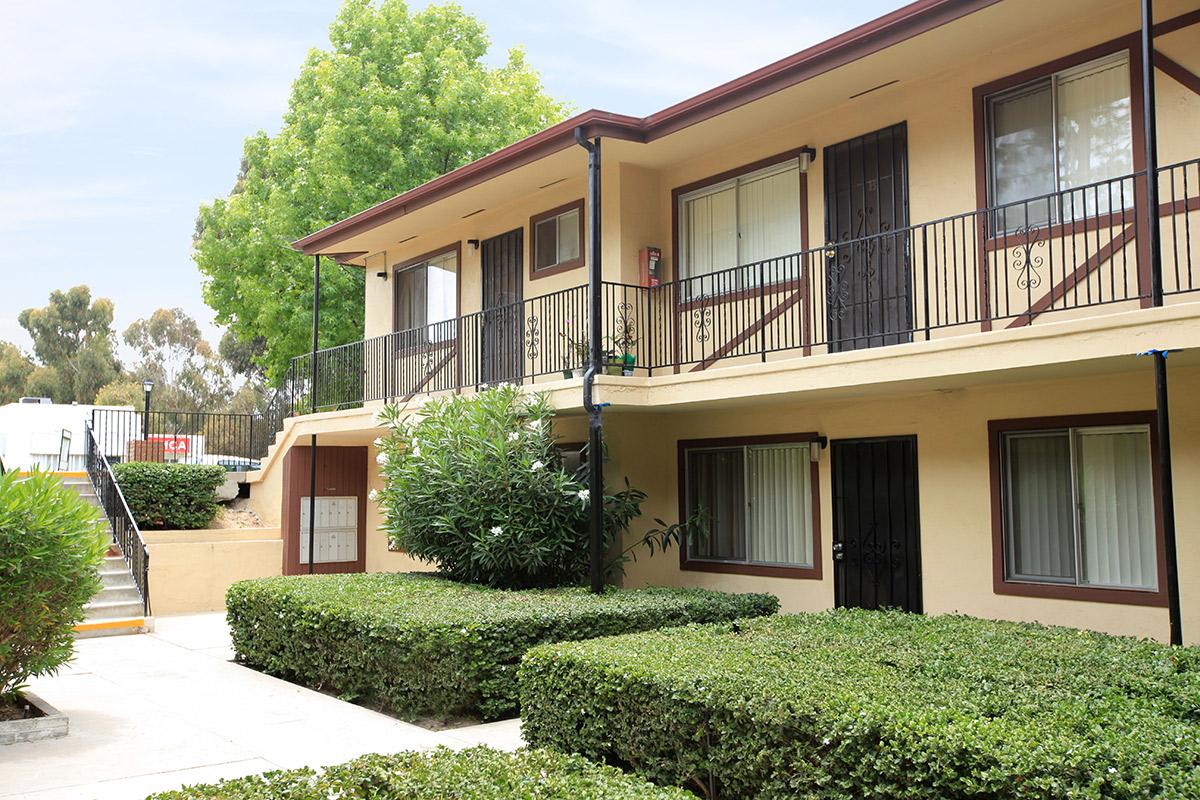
[0,0,898,358]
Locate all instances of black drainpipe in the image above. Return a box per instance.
[308,254,320,576]
[575,127,605,594]
[1140,0,1181,645]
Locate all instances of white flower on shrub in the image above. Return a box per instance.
[527,419,543,431]
[531,460,544,471]
[576,488,590,506]
[376,452,388,466]
[373,437,384,447]
[490,525,503,536]
[507,431,520,442]
[368,489,379,502]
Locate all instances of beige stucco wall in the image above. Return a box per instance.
[145,528,282,615]
[613,363,1200,644]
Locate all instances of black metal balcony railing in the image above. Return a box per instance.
[84,420,149,615]
[265,159,1199,434]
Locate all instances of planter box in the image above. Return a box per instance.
[0,691,68,745]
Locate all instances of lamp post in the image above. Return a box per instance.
[141,379,155,442]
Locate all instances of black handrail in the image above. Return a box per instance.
[84,421,150,616]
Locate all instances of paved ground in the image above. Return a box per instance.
[0,614,524,800]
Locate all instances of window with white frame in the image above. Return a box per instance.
[532,201,583,273]
[1002,424,1157,591]
[684,440,814,568]
[678,159,801,287]
[986,52,1134,230]
[394,249,458,342]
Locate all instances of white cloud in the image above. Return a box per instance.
[0,181,153,234]
[0,1,306,137]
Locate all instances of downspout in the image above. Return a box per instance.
[1140,0,1182,645]
[308,254,320,576]
[575,127,605,594]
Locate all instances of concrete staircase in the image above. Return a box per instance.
[61,475,151,638]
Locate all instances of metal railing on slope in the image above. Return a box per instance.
[84,421,149,615]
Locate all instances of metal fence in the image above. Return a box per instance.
[91,408,261,471]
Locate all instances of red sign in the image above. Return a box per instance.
[148,435,191,455]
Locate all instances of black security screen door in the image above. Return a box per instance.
[831,436,922,613]
[480,228,524,385]
[824,122,912,352]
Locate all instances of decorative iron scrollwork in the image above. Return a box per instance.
[524,314,540,361]
[612,301,636,354]
[1012,224,1044,290]
[692,299,712,344]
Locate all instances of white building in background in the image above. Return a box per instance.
[0,400,136,472]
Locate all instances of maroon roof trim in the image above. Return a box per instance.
[294,0,1001,254]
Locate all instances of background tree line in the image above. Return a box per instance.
[1,285,267,414]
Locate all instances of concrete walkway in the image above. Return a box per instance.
[0,614,524,800]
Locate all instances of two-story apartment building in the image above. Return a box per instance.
[247,0,1200,644]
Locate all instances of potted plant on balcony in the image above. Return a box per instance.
[559,324,589,379]
[605,330,638,377]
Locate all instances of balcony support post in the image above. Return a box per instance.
[308,254,320,576]
[1141,0,1181,646]
[576,127,605,595]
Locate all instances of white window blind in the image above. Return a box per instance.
[686,441,813,568]
[747,445,813,567]
[1003,424,1156,591]
[1076,428,1156,589]
[679,159,801,284]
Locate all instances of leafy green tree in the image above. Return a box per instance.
[93,380,144,408]
[193,0,570,381]
[122,308,231,412]
[0,343,35,404]
[17,286,120,403]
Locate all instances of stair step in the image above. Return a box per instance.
[84,599,146,620]
[93,585,142,603]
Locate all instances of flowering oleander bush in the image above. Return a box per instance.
[376,385,695,588]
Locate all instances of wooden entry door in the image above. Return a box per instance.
[831,436,922,613]
[824,122,912,352]
[480,228,524,385]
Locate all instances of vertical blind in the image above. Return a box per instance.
[679,159,801,283]
[747,445,813,566]
[687,442,812,568]
[1076,428,1155,589]
[1003,425,1156,591]
[1006,432,1075,580]
[687,448,746,561]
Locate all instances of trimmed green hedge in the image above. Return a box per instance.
[225,572,777,721]
[112,462,226,529]
[520,610,1200,799]
[145,746,693,799]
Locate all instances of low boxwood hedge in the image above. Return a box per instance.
[226,572,777,721]
[520,610,1200,799]
[145,746,693,799]
[111,462,226,529]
